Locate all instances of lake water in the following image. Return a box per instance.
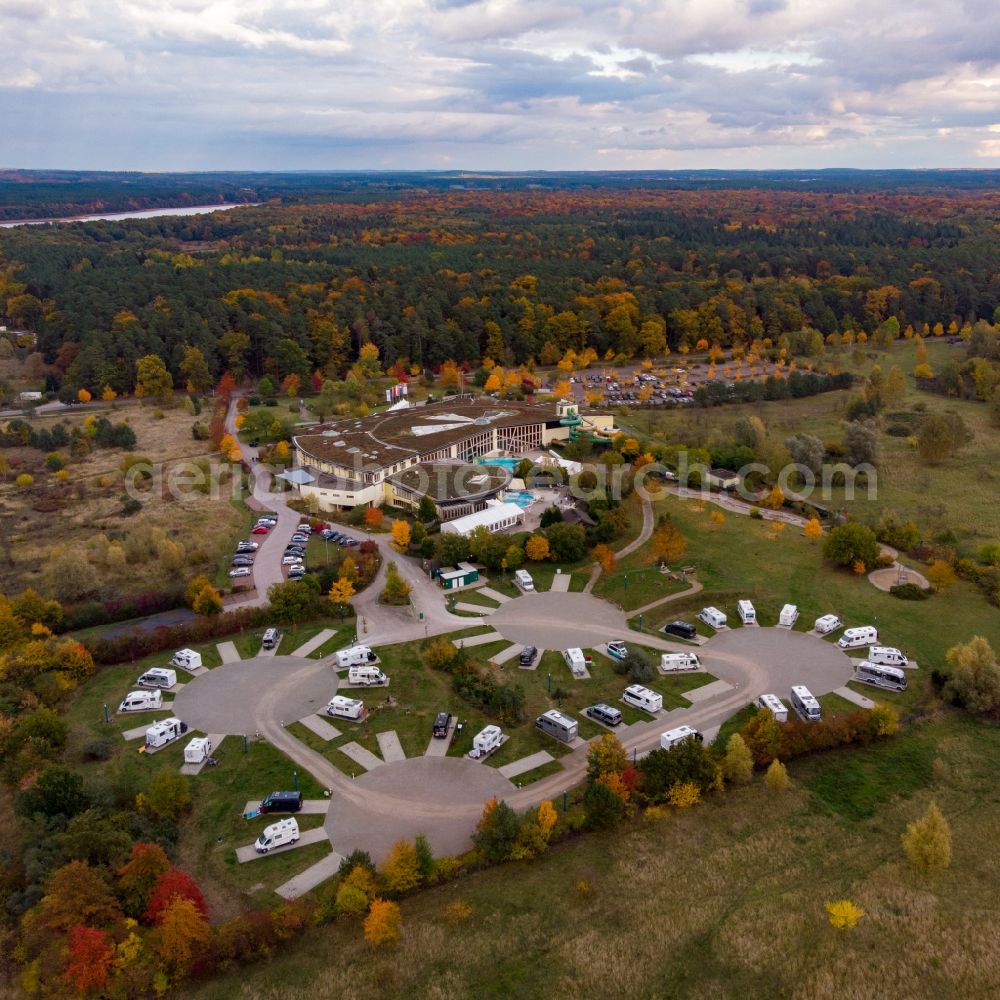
[0,203,256,228]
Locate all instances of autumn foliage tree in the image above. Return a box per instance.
[145,869,208,924]
[650,521,687,565]
[64,924,116,995]
[117,842,173,919]
[592,543,616,573]
[364,506,385,529]
[155,896,211,975]
[391,519,411,550]
[901,802,952,872]
[525,534,550,561]
[363,898,402,947]
[380,840,422,894]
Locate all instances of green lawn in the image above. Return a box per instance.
[625,491,1000,669]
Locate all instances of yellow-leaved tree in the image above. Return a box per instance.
[363,898,402,947]
[901,801,952,872]
[825,900,864,930]
[391,520,411,550]
[380,840,421,894]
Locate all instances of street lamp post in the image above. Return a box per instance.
[624,573,628,590]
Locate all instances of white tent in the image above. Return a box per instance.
[440,501,524,535]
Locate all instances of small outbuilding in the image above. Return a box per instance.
[706,468,740,490]
[437,562,480,590]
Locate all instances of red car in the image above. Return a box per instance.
[252,525,270,535]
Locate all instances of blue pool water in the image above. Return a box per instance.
[477,457,520,472]
[505,490,536,508]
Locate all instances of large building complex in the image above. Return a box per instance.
[289,397,613,517]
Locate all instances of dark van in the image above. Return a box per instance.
[433,712,452,738]
[259,790,303,814]
[663,620,697,641]
[519,645,538,667]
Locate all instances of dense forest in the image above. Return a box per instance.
[1,175,999,396]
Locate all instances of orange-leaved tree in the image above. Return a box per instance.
[363,898,402,947]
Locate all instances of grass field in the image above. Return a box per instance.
[187,709,1000,1000]
[625,491,1000,670]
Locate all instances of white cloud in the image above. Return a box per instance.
[0,0,998,168]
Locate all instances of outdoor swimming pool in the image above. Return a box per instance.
[477,457,520,472]
[505,490,537,508]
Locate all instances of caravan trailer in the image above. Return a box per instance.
[790,685,821,722]
[856,661,908,691]
[118,690,163,713]
[470,725,503,759]
[535,710,579,744]
[838,626,878,649]
[660,725,703,751]
[737,600,756,625]
[754,693,788,723]
[514,569,535,592]
[814,614,843,635]
[779,604,799,627]
[697,607,727,630]
[563,648,587,677]
[184,737,212,764]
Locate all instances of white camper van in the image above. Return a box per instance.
[790,685,821,721]
[535,709,579,744]
[347,665,388,686]
[326,695,365,720]
[144,717,188,750]
[737,600,756,625]
[170,648,202,672]
[697,606,727,630]
[779,604,799,627]
[136,667,176,690]
[755,693,788,723]
[184,737,212,764]
[334,645,379,669]
[814,614,843,635]
[470,725,503,759]
[660,725,703,750]
[868,646,909,668]
[119,690,163,713]
[563,648,588,677]
[255,817,300,854]
[623,684,663,713]
[838,626,878,649]
[660,652,701,673]
[514,569,535,592]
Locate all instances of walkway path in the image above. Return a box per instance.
[292,628,336,658]
[275,852,344,900]
[584,495,654,593]
[217,641,240,664]
[834,685,876,709]
[498,751,554,780]
[631,577,704,616]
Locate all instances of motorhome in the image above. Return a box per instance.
[790,685,821,721]
[868,646,909,668]
[606,640,628,661]
[623,685,663,713]
[660,725,703,750]
[469,725,503,759]
[136,667,176,690]
[255,818,300,854]
[838,626,878,649]
[118,690,163,713]
[697,607,727,630]
[535,709,579,743]
[514,569,535,592]
[170,648,202,672]
[262,628,281,650]
[335,645,379,669]
[347,665,389,686]
[737,600,756,625]
[563,648,587,677]
[144,717,187,750]
[432,712,453,738]
[184,737,212,764]
[814,614,843,635]
[755,693,788,723]
[660,652,701,673]
[856,661,908,691]
[326,695,365,720]
[779,604,799,628]
[259,790,303,814]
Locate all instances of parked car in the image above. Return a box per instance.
[256,517,277,526]
[236,541,259,553]
[291,534,310,544]
[284,546,306,557]
[229,566,252,577]
[282,555,303,565]
[342,538,359,547]
[320,529,337,540]
[252,525,270,535]
[288,565,306,578]
[232,555,254,567]
[296,524,312,534]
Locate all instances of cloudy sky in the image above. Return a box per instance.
[2,0,1000,170]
